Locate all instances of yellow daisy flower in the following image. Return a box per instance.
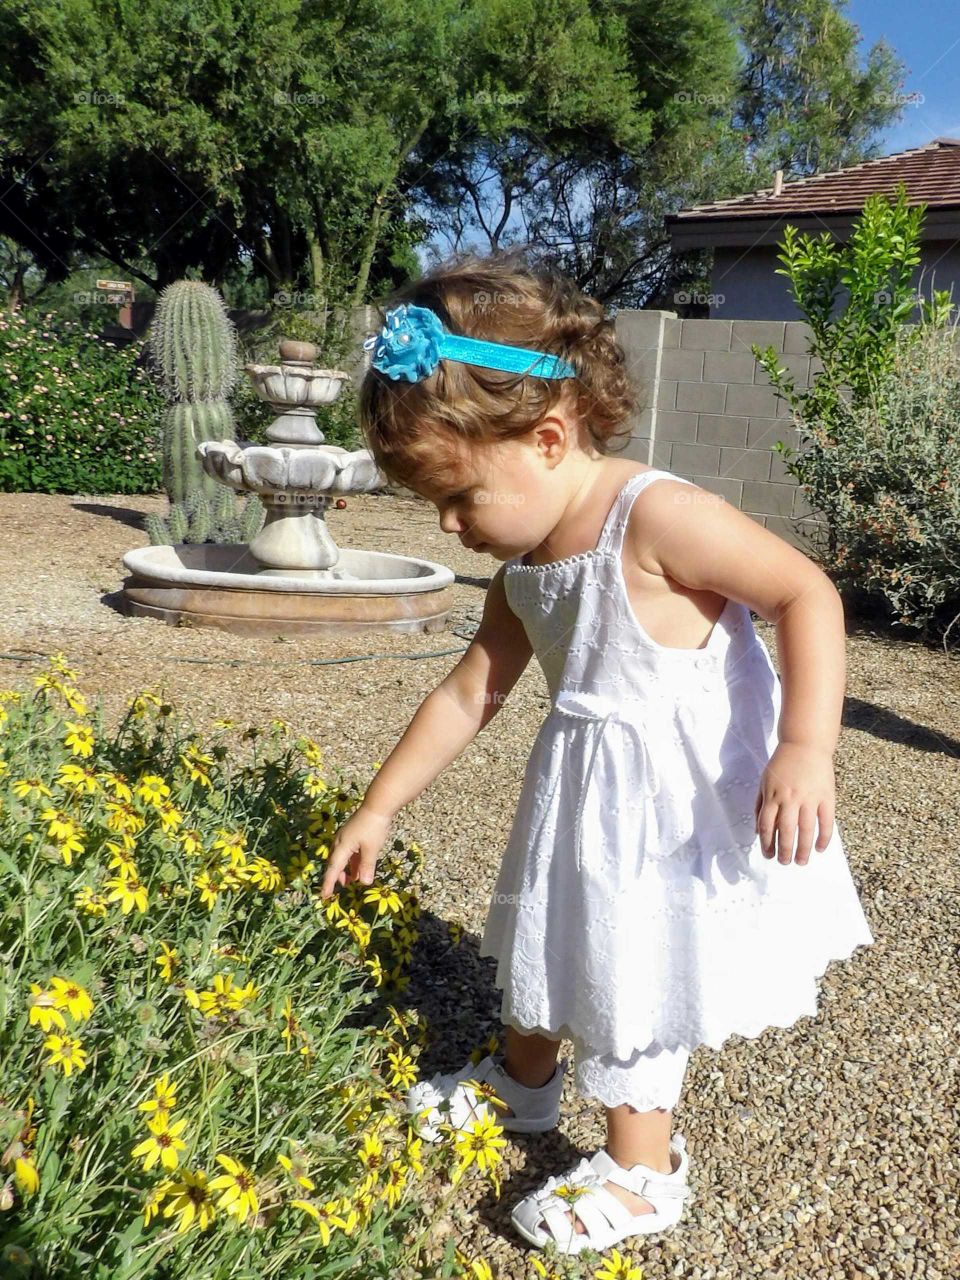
[594,1249,644,1280]
[42,1032,88,1076]
[74,886,107,917]
[56,763,100,795]
[28,984,66,1033]
[161,1168,216,1233]
[450,1113,507,1187]
[131,1115,189,1171]
[290,1197,346,1245]
[49,976,94,1022]
[12,777,53,801]
[104,873,149,914]
[14,1155,40,1195]
[64,721,95,758]
[136,774,171,806]
[155,942,179,982]
[207,1154,258,1222]
[138,1072,178,1118]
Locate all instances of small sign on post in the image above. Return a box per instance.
[97,278,136,328]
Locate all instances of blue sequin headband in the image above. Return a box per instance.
[362,302,576,383]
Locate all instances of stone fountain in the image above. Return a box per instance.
[120,338,455,635]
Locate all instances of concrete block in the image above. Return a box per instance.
[746,417,799,449]
[680,319,732,351]
[724,383,792,419]
[676,381,726,414]
[618,435,652,465]
[731,320,787,354]
[656,409,700,443]
[662,316,682,349]
[702,350,760,384]
[783,322,815,355]
[657,380,678,410]
[689,473,744,506]
[661,347,705,381]
[651,440,673,469]
[614,309,671,352]
[696,414,749,447]
[670,441,722,474]
[769,448,801,484]
[718,447,772,482]
[742,480,797,517]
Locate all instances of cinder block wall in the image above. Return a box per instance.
[614,310,826,550]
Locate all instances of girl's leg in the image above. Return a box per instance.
[543,1038,688,1236]
[503,1023,562,1089]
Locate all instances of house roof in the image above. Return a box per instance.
[665,138,960,248]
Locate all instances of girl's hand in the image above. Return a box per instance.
[754,742,836,866]
[319,807,393,899]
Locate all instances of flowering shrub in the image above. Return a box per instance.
[0,656,513,1279]
[0,311,164,494]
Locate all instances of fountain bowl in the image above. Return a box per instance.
[119,544,457,637]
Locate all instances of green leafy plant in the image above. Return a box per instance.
[750,183,960,643]
[0,655,507,1279]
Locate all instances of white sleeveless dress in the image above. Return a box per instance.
[478,468,874,1059]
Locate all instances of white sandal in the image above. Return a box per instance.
[511,1134,691,1255]
[405,1052,568,1143]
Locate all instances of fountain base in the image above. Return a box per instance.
[119,544,457,637]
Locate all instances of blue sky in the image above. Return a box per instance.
[847,0,960,153]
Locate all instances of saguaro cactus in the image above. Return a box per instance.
[146,279,264,545]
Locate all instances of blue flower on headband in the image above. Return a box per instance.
[362,303,443,382]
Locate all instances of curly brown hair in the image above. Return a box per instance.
[357,247,644,493]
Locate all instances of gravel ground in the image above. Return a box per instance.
[1,490,958,1279]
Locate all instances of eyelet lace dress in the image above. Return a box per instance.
[478,468,874,1066]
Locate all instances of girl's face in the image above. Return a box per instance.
[415,413,595,560]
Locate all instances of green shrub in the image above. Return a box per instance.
[752,183,960,643]
[0,656,501,1279]
[0,311,164,494]
[788,320,960,643]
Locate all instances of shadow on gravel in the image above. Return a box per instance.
[72,500,149,531]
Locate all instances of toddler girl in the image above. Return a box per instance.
[319,249,874,1257]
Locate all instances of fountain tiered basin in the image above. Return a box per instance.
[120,339,455,636]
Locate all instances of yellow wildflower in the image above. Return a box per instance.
[42,1032,88,1076]
[14,1155,40,1195]
[290,1197,347,1245]
[161,1168,216,1233]
[207,1154,259,1222]
[64,721,95,758]
[28,984,66,1033]
[193,871,221,911]
[98,771,133,802]
[212,829,246,865]
[138,1072,178,1119]
[136,774,170,806]
[155,942,179,982]
[56,763,100,795]
[74,886,107,917]
[594,1249,644,1280]
[49,976,94,1022]
[179,828,204,857]
[12,777,53,801]
[131,1115,189,1171]
[104,873,149,914]
[450,1113,507,1188]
